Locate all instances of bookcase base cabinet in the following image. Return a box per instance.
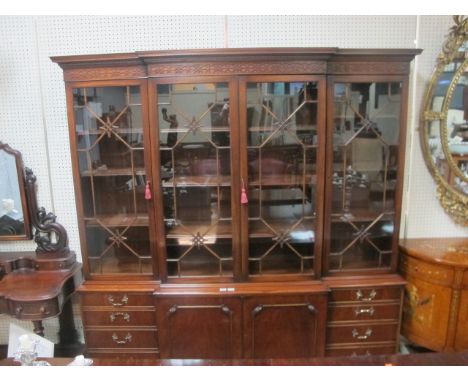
[80,276,404,359]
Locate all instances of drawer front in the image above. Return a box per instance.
[328,303,401,322]
[85,329,158,349]
[400,256,454,286]
[80,292,153,307]
[330,287,401,303]
[326,344,396,357]
[82,309,156,326]
[11,299,59,319]
[327,323,399,344]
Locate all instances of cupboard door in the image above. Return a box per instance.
[153,80,240,280]
[325,79,406,273]
[157,296,242,359]
[243,294,327,358]
[70,83,154,275]
[240,77,325,278]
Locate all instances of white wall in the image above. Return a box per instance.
[0,15,466,343]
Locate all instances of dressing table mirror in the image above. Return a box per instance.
[420,15,468,225]
[0,142,31,240]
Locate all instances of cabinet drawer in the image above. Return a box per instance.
[330,287,401,303]
[85,329,158,349]
[82,309,156,326]
[327,323,399,344]
[328,303,401,322]
[81,292,153,307]
[11,299,59,319]
[400,256,454,286]
[326,344,396,357]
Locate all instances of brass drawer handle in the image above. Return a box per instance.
[352,328,373,340]
[108,294,128,307]
[351,350,371,357]
[112,332,132,345]
[109,312,130,323]
[356,289,377,302]
[354,307,375,317]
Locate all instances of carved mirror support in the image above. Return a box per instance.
[25,168,69,256]
[420,16,468,225]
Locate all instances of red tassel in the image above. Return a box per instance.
[241,187,248,204]
[145,181,152,200]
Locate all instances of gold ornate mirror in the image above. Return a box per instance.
[421,16,468,225]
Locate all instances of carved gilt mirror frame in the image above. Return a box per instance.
[420,16,468,225]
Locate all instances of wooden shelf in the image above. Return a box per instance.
[248,125,317,132]
[81,167,146,177]
[76,128,144,136]
[160,126,230,133]
[331,209,395,223]
[249,174,316,187]
[165,220,233,239]
[249,218,315,240]
[164,218,315,241]
[84,214,149,227]
[162,175,231,187]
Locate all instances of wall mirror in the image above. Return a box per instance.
[421,16,468,225]
[0,142,32,239]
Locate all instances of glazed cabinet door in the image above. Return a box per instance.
[324,77,408,274]
[150,78,240,280]
[243,294,327,358]
[157,296,242,358]
[67,81,155,276]
[239,77,326,278]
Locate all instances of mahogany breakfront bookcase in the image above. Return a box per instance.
[52,48,420,359]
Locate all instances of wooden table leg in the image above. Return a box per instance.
[32,320,45,337]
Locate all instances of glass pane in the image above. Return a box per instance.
[0,150,25,236]
[329,82,401,271]
[157,82,233,278]
[246,82,318,275]
[87,225,151,274]
[73,86,151,275]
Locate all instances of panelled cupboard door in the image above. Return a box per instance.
[239,76,326,279]
[157,296,243,359]
[66,81,156,277]
[150,78,241,281]
[243,294,327,358]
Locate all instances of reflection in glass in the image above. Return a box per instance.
[157,82,233,278]
[329,82,401,271]
[246,82,318,275]
[0,150,25,236]
[73,86,151,274]
[446,62,468,193]
[428,56,468,194]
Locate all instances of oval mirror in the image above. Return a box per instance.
[421,16,468,225]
